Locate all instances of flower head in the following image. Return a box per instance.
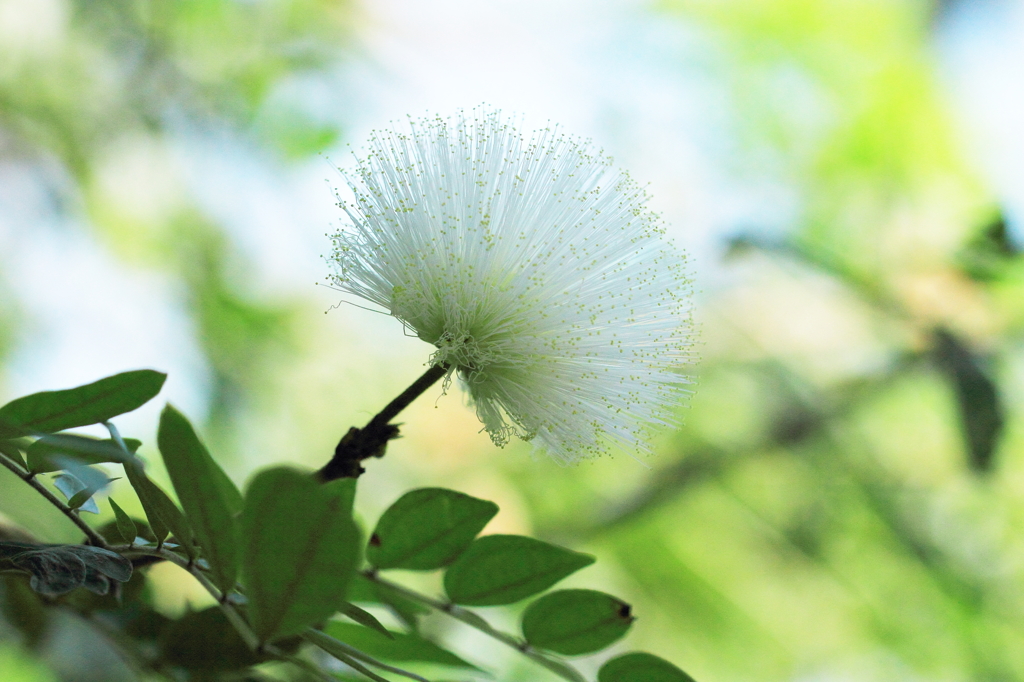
[328,109,694,463]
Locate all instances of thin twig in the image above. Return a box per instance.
[317,363,450,481]
[0,449,109,548]
[364,571,588,682]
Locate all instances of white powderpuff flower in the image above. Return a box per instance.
[327,109,694,463]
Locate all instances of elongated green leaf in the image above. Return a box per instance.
[211,459,243,516]
[443,535,594,606]
[0,370,166,438]
[158,405,238,594]
[368,488,498,570]
[124,460,194,556]
[39,435,138,472]
[26,434,141,474]
[0,439,27,470]
[240,467,361,643]
[522,589,634,655]
[598,653,697,682]
[323,621,480,669]
[109,499,139,545]
[339,602,393,639]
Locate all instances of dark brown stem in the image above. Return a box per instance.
[316,363,450,481]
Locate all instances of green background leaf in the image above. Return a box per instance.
[240,467,361,642]
[521,588,633,655]
[368,488,498,570]
[159,606,265,672]
[157,404,239,594]
[108,499,138,545]
[0,370,166,438]
[598,653,697,682]
[323,621,480,669]
[124,460,193,553]
[443,535,595,606]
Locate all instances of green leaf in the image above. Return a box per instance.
[109,499,139,545]
[211,458,243,516]
[26,434,140,474]
[0,439,27,470]
[339,602,393,639]
[325,477,357,517]
[159,606,266,672]
[67,488,99,511]
[124,460,194,555]
[443,535,595,606]
[52,471,105,514]
[157,405,239,593]
[368,488,498,570]
[240,467,361,643]
[0,370,166,438]
[521,589,634,655]
[323,621,481,670]
[598,653,697,682]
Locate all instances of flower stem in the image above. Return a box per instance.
[316,363,450,481]
[0,449,110,549]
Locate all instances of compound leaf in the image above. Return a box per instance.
[444,535,594,606]
[158,405,238,593]
[522,589,634,655]
[0,370,166,438]
[368,488,497,570]
[240,467,361,643]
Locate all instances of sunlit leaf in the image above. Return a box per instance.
[598,652,696,682]
[0,370,166,438]
[240,467,361,642]
[443,535,595,606]
[522,589,634,655]
[368,488,498,571]
[158,405,239,593]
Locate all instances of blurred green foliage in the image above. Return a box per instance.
[3,0,1024,681]
[0,0,352,433]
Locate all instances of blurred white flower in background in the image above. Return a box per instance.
[327,109,694,463]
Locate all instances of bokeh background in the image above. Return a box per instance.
[3,0,1024,680]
